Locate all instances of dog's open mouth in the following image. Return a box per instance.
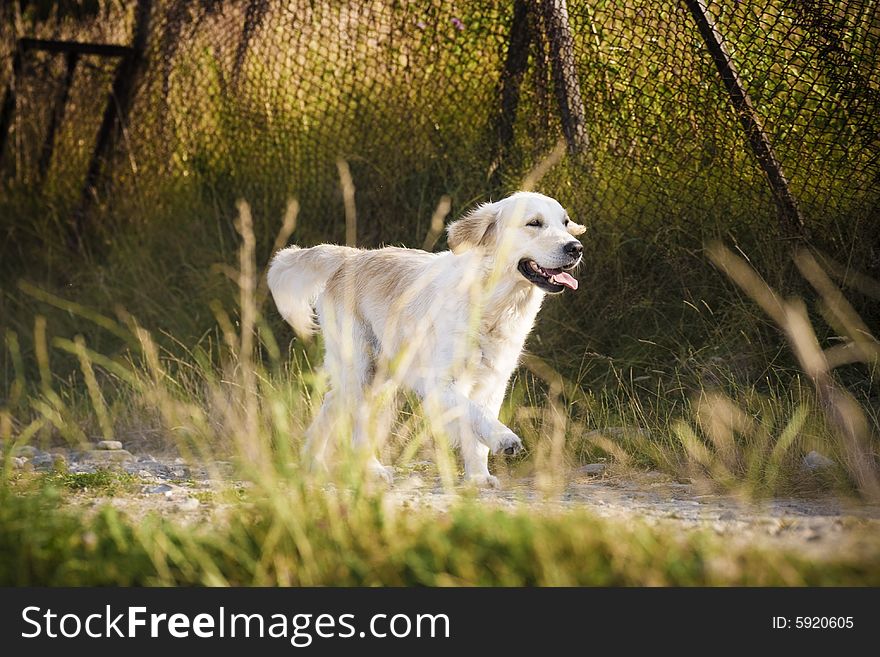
[517,259,579,293]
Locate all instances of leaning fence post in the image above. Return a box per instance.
[38,50,79,181]
[683,0,806,237]
[488,0,534,182]
[233,0,270,86]
[0,41,25,168]
[540,0,589,155]
[72,0,153,248]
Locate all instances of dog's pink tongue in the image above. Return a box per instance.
[551,272,578,290]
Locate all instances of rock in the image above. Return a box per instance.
[131,469,160,480]
[12,456,27,470]
[30,453,52,467]
[132,460,172,478]
[718,510,736,521]
[803,450,834,471]
[214,461,235,475]
[576,463,606,476]
[31,453,67,471]
[13,445,39,458]
[144,484,173,495]
[177,497,200,511]
[84,449,135,463]
[397,475,425,491]
[96,440,123,451]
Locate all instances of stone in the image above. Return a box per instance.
[397,475,425,491]
[30,453,53,467]
[68,462,97,474]
[96,440,123,451]
[575,463,606,476]
[84,449,135,463]
[13,445,39,458]
[12,456,27,470]
[177,497,200,511]
[31,453,66,471]
[144,484,173,495]
[803,450,834,471]
[718,510,736,521]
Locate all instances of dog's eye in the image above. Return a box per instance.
[526,218,543,227]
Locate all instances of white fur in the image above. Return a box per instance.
[267,191,585,487]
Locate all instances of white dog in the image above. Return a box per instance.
[268,191,584,487]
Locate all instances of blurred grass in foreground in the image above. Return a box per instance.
[1,196,879,585]
[1,480,878,586]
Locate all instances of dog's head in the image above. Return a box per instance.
[446,192,585,294]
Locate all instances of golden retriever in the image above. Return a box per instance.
[268,191,585,487]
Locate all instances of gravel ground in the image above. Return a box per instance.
[389,469,880,560]
[10,443,880,561]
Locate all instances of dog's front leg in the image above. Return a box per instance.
[461,382,511,487]
[418,383,522,488]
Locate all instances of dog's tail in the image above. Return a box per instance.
[267,245,355,338]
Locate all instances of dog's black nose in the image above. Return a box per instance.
[564,241,583,257]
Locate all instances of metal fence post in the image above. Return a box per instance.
[683,0,806,237]
[541,0,589,155]
[72,0,153,248]
[38,51,79,181]
[488,0,534,182]
[0,43,25,167]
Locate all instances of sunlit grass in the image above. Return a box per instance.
[1,0,879,587]
[3,479,879,586]
[1,192,879,585]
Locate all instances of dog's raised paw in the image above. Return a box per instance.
[494,431,523,456]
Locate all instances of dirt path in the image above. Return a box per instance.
[15,444,880,562]
[390,468,880,560]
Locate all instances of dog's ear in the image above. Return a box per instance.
[446,203,498,254]
[567,220,586,237]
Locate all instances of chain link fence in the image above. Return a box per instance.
[1,0,878,249]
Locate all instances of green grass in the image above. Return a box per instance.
[42,470,141,495]
[1,481,878,586]
[1,0,879,586]
[1,194,877,501]
[0,199,876,592]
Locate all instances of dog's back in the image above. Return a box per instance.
[268,244,450,342]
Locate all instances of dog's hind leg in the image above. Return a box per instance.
[351,378,398,484]
[321,302,394,483]
[302,389,339,472]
